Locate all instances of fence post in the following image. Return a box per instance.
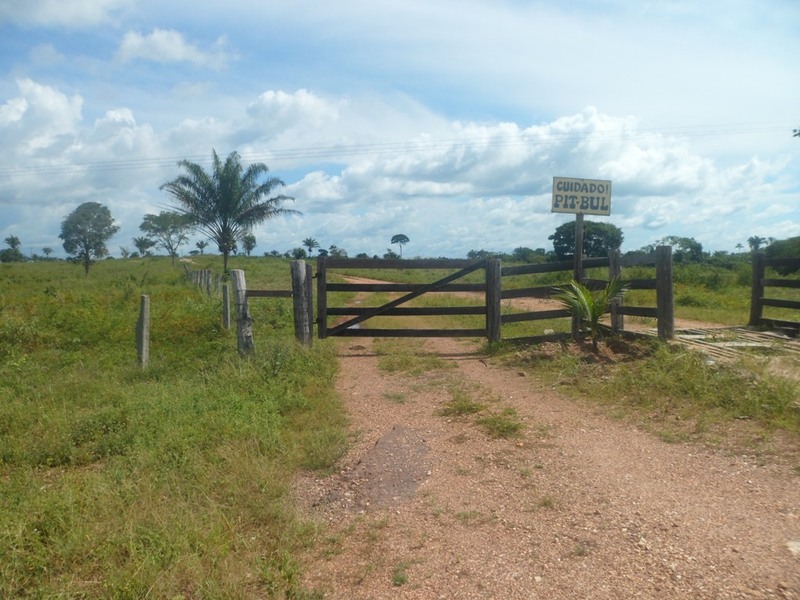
[230,269,254,356]
[608,248,623,332]
[485,258,501,343]
[136,294,150,368]
[316,256,328,339]
[748,251,765,327]
[291,260,313,347]
[656,245,674,340]
[222,283,231,330]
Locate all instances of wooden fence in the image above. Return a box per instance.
[316,247,674,343]
[749,253,800,331]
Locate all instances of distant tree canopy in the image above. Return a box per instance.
[1,235,24,263]
[765,236,800,274]
[549,220,623,259]
[59,202,119,275]
[140,211,193,265]
[391,234,410,258]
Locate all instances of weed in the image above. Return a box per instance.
[439,386,485,417]
[477,408,525,439]
[392,562,410,586]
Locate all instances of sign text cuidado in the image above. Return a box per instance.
[552,177,612,216]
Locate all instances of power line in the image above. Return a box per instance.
[0,121,792,178]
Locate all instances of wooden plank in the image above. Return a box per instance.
[760,318,800,329]
[502,332,573,345]
[327,306,486,316]
[764,257,800,268]
[327,282,485,293]
[334,328,486,338]
[620,251,656,267]
[501,286,556,300]
[323,258,475,270]
[246,289,293,298]
[486,258,501,343]
[626,279,657,290]
[501,309,571,323]
[763,278,800,289]
[749,252,765,327]
[317,256,327,339]
[761,298,800,310]
[327,260,486,336]
[618,306,658,317]
[501,261,573,276]
[136,294,150,369]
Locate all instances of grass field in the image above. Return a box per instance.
[2,254,797,595]
[0,256,344,598]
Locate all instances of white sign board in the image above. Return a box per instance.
[552,177,612,215]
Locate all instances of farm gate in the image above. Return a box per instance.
[315,247,674,343]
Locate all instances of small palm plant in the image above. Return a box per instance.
[553,277,628,351]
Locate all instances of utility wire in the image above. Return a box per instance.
[0,121,791,178]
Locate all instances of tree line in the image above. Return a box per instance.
[3,149,798,275]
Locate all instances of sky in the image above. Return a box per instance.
[1,0,798,260]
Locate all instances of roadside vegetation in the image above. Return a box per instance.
[0,257,344,598]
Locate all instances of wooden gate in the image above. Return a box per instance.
[316,257,501,340]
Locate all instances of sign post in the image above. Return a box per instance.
[552,177,613,339]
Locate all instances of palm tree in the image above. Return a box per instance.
[553,277,628,351]
[302,237,319,256]
[391,233,409,258]
[242,233,256,256]
[132,236,155,257]
[196,240,208,254]
[160,150,300,273]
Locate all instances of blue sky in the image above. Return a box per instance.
[1,0,798,259]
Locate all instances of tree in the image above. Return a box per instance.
[132,236,156,257]
[328,244,348,258]
[765,236,800,275]
[42,247,52,258]
[302,237,319,255]
[383,248,400,259]
[291,247,307,259]
[391,234,409,258]
[196,240,208,254]
[160,149,300,273]
[748,235,767,252]
[59,202,119,275]
[242,234,256,256]
[549,221,623,259]
[554,277,628,351]
[0,235,24,262]
[140,211,193,266]
[655,236,704,262]
[119,246,131,259]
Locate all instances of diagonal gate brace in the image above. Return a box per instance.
[327,260,485,337]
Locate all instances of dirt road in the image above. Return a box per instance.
[296,334,799,599]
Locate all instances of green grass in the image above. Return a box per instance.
[0,258,345,598]
[502,338,800,442]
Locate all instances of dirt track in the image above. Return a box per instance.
[296,334,800,599]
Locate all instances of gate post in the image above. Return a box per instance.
[136,294,150,369]
[230,269,255,356]
[291,260,313,347]
[608,248,623,332]
[748,251,765,327]
[316,256,328,339]
[486,258,501,343]
[655,246,674,340]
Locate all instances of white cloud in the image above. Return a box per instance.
[117,29,231,69]
[0,78,82,153]
[0,0,130,28]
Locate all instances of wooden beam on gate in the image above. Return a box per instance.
[326,260,486,337]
